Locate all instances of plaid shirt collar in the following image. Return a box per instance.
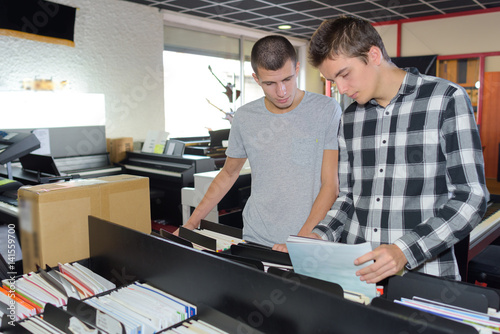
[368,67,420,107]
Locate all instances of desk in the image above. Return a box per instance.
[181,166,251,228]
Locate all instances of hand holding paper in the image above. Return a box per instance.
[355,244,408,284]
[286,236,377,301]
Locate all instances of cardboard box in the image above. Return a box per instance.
[107,137,133,163]
[18,174,151,273]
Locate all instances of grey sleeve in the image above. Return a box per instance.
[324,101,342,151]
[225,111,247,159]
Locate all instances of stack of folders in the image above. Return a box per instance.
[17,315,67,333]
[5,282,201,334]
[195,229,245,252]
[178,227,245,253]
[0,262,116,321]
[396,297,500,333]
[83,282,197,334]
[13,305,109,333]
[15,315,222,334]
[164,319,230,333]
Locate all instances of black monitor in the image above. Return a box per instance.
[0,131,40,165]
[209,129,230,148]
[19,154,61,177]
[163,139,185,157]
[391,55,437,76]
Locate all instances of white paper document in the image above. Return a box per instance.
[142,130,169,154]
[286,236,376,301]
[31,128,51,155]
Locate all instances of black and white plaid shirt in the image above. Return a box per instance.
[313,67,489,279]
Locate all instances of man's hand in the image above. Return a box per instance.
[272,243,288,253]
[173,220,199,236]
[354,244,407,284]
[306,233,322,240]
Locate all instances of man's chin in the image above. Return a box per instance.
[274,101,293,110]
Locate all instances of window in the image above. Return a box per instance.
[163,26,262,138]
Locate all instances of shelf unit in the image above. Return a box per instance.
[82,216,475,334]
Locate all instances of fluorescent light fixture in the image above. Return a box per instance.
[278,24,292,30]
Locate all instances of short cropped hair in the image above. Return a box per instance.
[308,16,390,67]
[251,35,297,75]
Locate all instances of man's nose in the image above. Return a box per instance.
[336,81,347,95]
[277,82,286,97]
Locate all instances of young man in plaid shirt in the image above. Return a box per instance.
[307,16,489,283]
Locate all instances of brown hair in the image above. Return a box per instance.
[308,16,390,67]
[251,35,297,75]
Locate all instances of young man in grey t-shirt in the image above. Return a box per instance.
[179,35,342,250]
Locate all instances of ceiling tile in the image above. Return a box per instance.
[123,0,500,40]
[336,2,381,13]
[224,11,262,20]
[285,2,327,11]
[304,7,344,18]
[198,5,241,15]
[224,0,270,10]
[253,6,294,16]
[274,12,312,22]
[247,16,284,24]
[167,0,208,9]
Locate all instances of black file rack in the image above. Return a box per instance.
[383,271,500,312]
[369,271,500,334]
[85,216,475,334]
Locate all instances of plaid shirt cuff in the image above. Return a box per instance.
[393,238,421,270]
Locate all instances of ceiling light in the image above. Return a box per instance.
[278,24,292,30]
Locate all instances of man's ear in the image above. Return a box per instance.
[368,46,382,65]
[252,73,261,85]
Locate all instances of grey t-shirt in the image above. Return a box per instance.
[225,91,342,246]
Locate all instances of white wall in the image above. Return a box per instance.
[375,11,500,71]
[486,56,500,72]
[401,12,500,56]
[375,24,398,58]
[304,62,325,95]
[0,0,165,142]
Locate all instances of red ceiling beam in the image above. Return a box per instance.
[371,6,500,27]
[396,22,401,57]
[438,52,500,60]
